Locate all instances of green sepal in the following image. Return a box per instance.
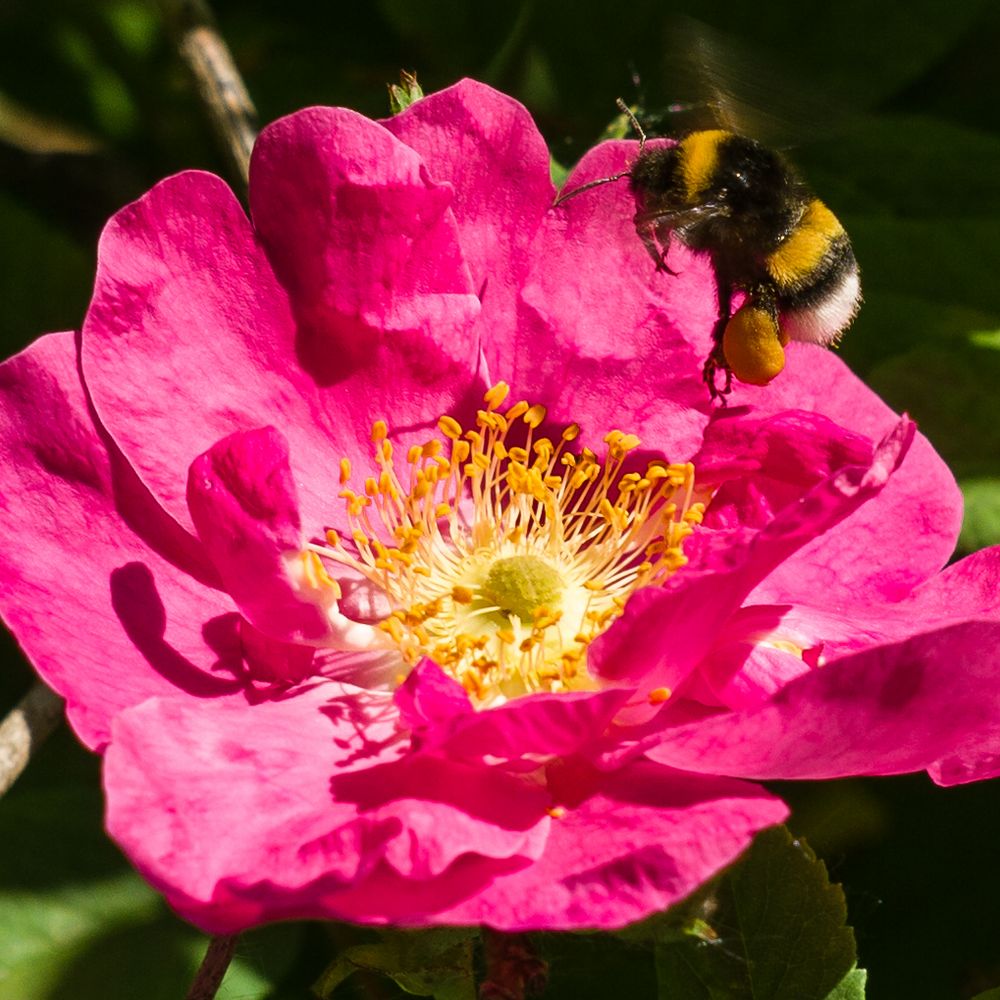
[388,69,425,114]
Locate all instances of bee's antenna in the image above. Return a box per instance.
[553,98,647,207]
[615,97,647,154]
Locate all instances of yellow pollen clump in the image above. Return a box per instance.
[308,383,703,704]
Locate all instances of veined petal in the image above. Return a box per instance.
[0,332,242,749]
[647,621,1000,780]
[589,418,914,696]
[187,426,380,654]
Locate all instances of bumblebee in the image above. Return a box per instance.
[630,125,860,398]
[558,107,861,400]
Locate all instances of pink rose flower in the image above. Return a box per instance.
[2,79,998,933]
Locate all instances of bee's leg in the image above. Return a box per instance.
[634,219,678,275]
[703,281,733,403]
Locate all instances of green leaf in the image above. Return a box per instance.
[970,990,1000,1000]
[958,477,1000,553]
[653,826,857,1000]
[823,966,867,999]
[865,344,1000,481]
[0,193,91,355]
[314,927,477,999]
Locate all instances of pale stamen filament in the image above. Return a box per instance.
[306,382,704,703]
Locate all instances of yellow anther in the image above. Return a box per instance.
[685,504,705,524]
[547,806,567,821]
[648,686,673,705]
[524,403,547,428]
[339,457,351,484]
[381,617,404,641]
[331,392,703,704]
[484,381,511,409]
[477,410,507,433]
[438,415,462,439]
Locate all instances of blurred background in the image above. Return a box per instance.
[1,1,999,996]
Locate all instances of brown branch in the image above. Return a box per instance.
[0,681,64,797]
[158,0,258,185]
[185,934,240,1000]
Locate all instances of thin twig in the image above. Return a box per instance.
[0,681,64,797]
[157,0,258,184]
[185,934,240,1000]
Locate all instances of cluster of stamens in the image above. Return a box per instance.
[308,382,703,704]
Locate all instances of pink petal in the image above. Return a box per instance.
[394,661,634,762]
[186,426,330,645]
[694,543,1000,713]
[696,409,874,528]
[384,79,554,352]
[0,332,242,749]
[105,684,554,932]
[437,689,635,762]
[82,167,480,541]
[394,658,474,734]
[249,106,480,366]
[647,620,1000,779]
[436,759,787,929]
[736,345,962,604]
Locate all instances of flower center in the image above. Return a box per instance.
[310,382,702,704]
[484,555,564,622]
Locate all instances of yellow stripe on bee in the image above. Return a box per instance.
[679,130,729,202]
[766,199,845,288]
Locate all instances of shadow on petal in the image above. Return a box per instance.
[110,562,242,696]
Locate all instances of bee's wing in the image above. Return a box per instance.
[652,15,862,148]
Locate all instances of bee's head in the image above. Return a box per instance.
[628,146,679,205]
